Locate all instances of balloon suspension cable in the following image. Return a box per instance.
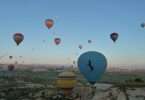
[90,84,96,99]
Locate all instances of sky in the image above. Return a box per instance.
[0,0,145,68]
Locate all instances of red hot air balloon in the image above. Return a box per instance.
[110,32,119,42]
[78,45,83,49]
[13,33,24,46]
[54,38,61,45]
[45,19,54,29]
[8,64,15,71]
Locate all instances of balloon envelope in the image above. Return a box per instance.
[45,19,54,29]
[54,38,61,45]
[141,23,145,28]
[77,51,107,85]
[8,64,15,71]
[9,56,13,59]
[73,60,75,65]
[19,56,22,58]
[13,33,24,45]
[110,32,118,42]
[88,40,92,43]
[15,61,18,65]
[43,40,46,43]
[78,45,82,49]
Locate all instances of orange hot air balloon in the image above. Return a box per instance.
[13,33,24,46]
[45,19,54,29]
[8,64,15,71]
[54,38,61,45]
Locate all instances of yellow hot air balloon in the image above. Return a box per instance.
[56,71,77,96]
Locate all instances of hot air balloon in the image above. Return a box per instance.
[42,40,46,43]
[32,48,35,51]
[77,51,107,85]
[9,56,13,59]
[8,64,15,71]
[78,45,82,49]
[141,23,145,28]
[110,32,118,42]
[22,61,24,64]
[45,19,54,29]
[88,40,92,43]
[73,60,75,65]
[13,33,24,46]
[56,71,77,96]
[15,61,18,65]
[54,38,61,45]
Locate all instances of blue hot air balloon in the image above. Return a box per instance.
[77,51,107,85]
[110,32,119,42]
[141,23,145,28]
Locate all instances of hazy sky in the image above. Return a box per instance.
[0,0,145,67]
